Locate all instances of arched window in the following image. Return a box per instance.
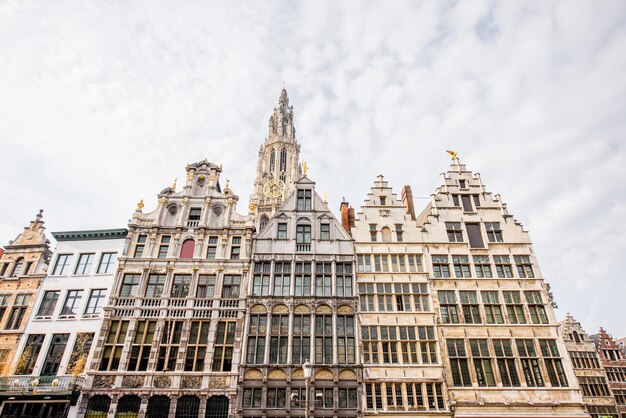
[280,148,287,171]
[206,396,229,418]
[176,395,200,418]
[10,258,24,277]
[381,227,392,242]
[180,239,195,259]
[259,215,269,231]
[146,396,170,418]
[270,150,275,173]
[86,395,111,418]
[115,395,141,418]
[280,173,286,184]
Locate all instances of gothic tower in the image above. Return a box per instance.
[250,88,302,231]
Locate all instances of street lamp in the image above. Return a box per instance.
[303,360,312,418]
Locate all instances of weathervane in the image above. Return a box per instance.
[446,150,459,161]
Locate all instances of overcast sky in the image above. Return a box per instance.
[1,1,624,336]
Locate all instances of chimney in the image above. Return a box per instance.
[340,198,354,235]
[402,185,416,220]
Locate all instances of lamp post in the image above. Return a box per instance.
[303,360,312,418]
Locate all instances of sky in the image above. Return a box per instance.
[0,1,624,335]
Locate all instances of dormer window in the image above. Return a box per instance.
[320,223,330,241]
[459,179,466,189]
[296,224,311,244]
[297,189,312,211]
[380,196,386,205]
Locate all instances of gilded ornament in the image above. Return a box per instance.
[446,149,459,161]
[302,160,308,175]
[263,179,285,198]
[136,199,144,211]
[248,202,256,212]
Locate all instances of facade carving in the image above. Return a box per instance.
[239,175,361,417]
[78,159,254,418]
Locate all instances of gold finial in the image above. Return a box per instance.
[249,202,256,213]
[302,160,308,176]
[136,199,144,212]
[323,191,328,207]
[446,150,459,161]
[172,178,177,189]
[225,178,230,189]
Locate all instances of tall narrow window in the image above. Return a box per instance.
[460,291,481,324]
[269,150,275,173]
[120,274,140,297]
[212,321,236,371]
[4,294,31,330]
[485,222,503,242]
[128,320,156,371]
[277,223,287,239]
[60,290,83,316]
[145,274,166,298]
[461,195,473,212]
[294,262,311,296]
[516,339,544,387]
[252,262,270,296]
[246,315,266,365]
[185,321,210,371]
[447,339,472,386]
[10,258,24,277]
[525,291,548,324]
[481,291,504,324]
[41,334,69,375]
[514,255,535,278]
[466,223,485,248]
[381,227,392,242]
[395,224,403,242]
[51,254,71,275]
[74,253,94,275]
[336,263,353,297]
[0,263,8,277]
[493,339,520,386]
[269,314,288,364]
[206,236,218,259]
[432,255,450,278]
[156,320,183,371]
[15,335,44,374]
[196,275,215,298]
[134,235,147,258]
[473,255,492,278]
[494,255,513,278]
[337,316,355,364]
[292,315,310,364]
[259,215,269,230]
[470,339,496,386]
[36,291,60,318]
[158,236,171,259]
[180,239,195,259]
[297,189,312,211]
[452,255,471,278]
[171,274,191,298]
[84,289,107,316]
[100,320,129,371]
[503,291,527,324]
[540,340,568,387]
[0,295,9,323]
[320,223,330,240]
[438,291,458,324]
[315,263,332,297]
[97,252,117,274]
[446,222,463,242]
[230,237,241,260]
[221,275,240,298]
[280,148,287,171]
[369,224,377,242]
[315,315,333,364]
[273,262,291,296]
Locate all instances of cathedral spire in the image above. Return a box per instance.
[268,88,296,142]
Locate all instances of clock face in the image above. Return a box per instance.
[263,179,286,198]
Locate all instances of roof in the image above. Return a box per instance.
[51,228,128,241]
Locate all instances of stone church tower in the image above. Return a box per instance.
[250,88,302,232]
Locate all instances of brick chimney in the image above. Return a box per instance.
[340,198,355,235]
[401,185,416,220]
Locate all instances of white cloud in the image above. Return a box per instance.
[0,0,624,335]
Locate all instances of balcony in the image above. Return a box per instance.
[296,243,311,252]
[185,220,200,228]
[0,375,85,393]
